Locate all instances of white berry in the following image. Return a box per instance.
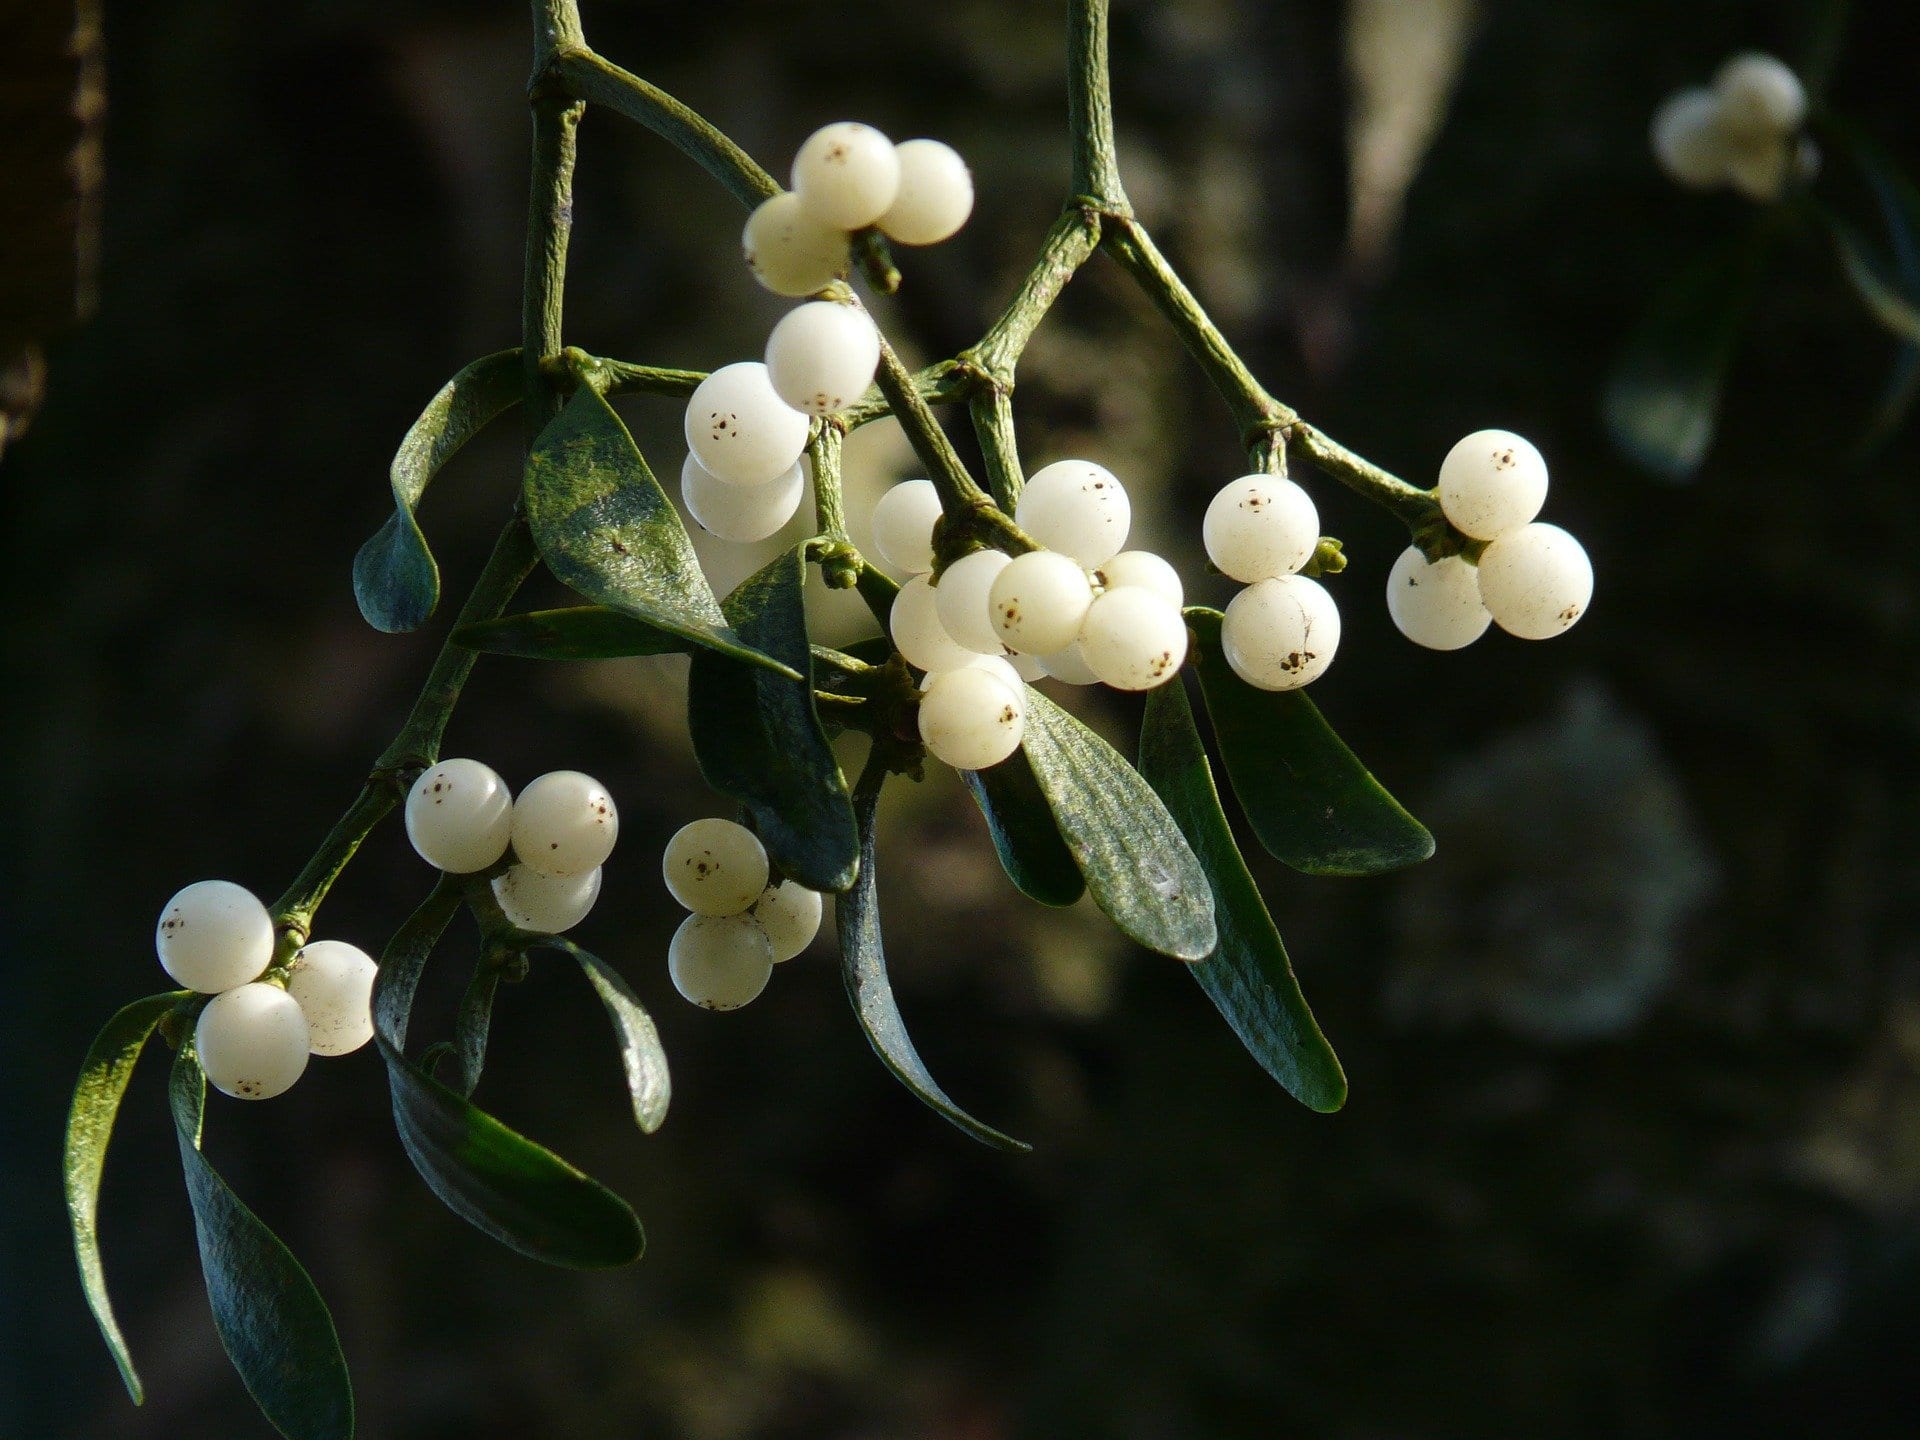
[1038,642,1099,686]
[765,301,880,416]
[1005,650,1048,682]
[196,984,310,1100]
[683,361,812,487]
[918,663,1025,771]
[155,880,275,994]
[1221,575,1342,691]
[493,864,602,934]
[933,549,1011,656]
[681,452,805,543]
[1714,52,1806,139]
[751,881,823,963]
[1474,522,1593,640]
[285,940,378,1057]
[511,770,618,876]
[742,190,848,297]
[662,818,769,917]
[1727,132,1794,202]
[669,913,774,1010]
[1385,546,1492,651]
[405,759,514,875]
[1650,88,1736,189]
[1437,429,1549,541]
[1097,549,1183,609]
[790,122,900,230]
[988,550,1093,655]
[1079,586,1189,691]
[890,573,978,673]
[876,139,974,245]
[870,478,942,575]
[1203,475,1320,582]
[1015,460,1130,566]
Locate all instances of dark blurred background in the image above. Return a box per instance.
[6,1,1920,1436]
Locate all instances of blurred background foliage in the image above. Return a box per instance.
[5,0,1920,1436]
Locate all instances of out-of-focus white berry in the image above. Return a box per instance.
[876,139,974,245]
[1385,546,1491,651]
[1650,88,1737,189]
[1714,52,1807,139]
[1727,132,1794,202]
[765,301,880,416]
[742,191,849,297]
[1078,587,1189,690]
[933,549,1011,656]
[684,361,812,487]
[286,940,378,1057]
[1202,475,1320,582]
[196,983,309,1100]
[512,770,618,876]
[751,881,823,963]
[669,913,774,1010]
[1097,549,1184,609]
[1038,642,1099,685]
[1015,460,1130,566]
[681,452,805,543]
[791,122,901,230]
[1437,429,1549,541]
[405,759,513,875]
[918,663,1025,770]
[988,550,1093,654]
[493,864,602,934]
[1221,575,1341,691]
[1475,522,1593,639]
[890,573,977,673]
[155,880,275,994]
[871,478,942,575]
[662,818,769,917]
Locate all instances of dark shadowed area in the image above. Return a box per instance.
[5,1,1920,1437]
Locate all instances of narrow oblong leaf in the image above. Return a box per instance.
[1140,680,1347,1112]
[449,968,499,1097]
[688,547,860,892]
[169,1047,354,1440]
[65,989,188,1402]
[1602,235,1766,480]
[1018,690,1216,961]
[453,605,692,661]
[1823,210,1920,345]
[1186,608,1432,877]
[961,760,1084,907]
[354,349,522,632]
[839,761,1029,1151]
[374,884,644,1269]
[539,939,671,1134]
[521,384,797,678]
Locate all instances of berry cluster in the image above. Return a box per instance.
[1204,473,1336,691]
[1651,52,1817,202]
[680,124,976,546]
[662,818,823,1010]
[405,759,619,933]
[155,881,377,1100]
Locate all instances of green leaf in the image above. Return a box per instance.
[354,349,522,632]
[537,939,671,1134]
[1822,209,1920,344]
[1186,608,1432,877]
[688,547,861,892]
[521,384,797,678]
[1139,681,1347,1112]
[839,762,1029,1151]
[1018,690,1216,961]
[169,1047,354,1440]
[64,989,188,1402]
[374,884,644,1268]
[961,759,1085,907]
[1602,235,1766,480]
[453,605,693,661]
[448,967,499,1097]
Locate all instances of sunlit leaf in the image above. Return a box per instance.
[1186,608,1432,877]
[453,605,692,661]
[1139,680,1347,1112]
[538,939,671,1134]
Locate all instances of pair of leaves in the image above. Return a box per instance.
[372,883,647,1268]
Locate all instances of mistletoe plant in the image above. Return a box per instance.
[63,2,1593,1436]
